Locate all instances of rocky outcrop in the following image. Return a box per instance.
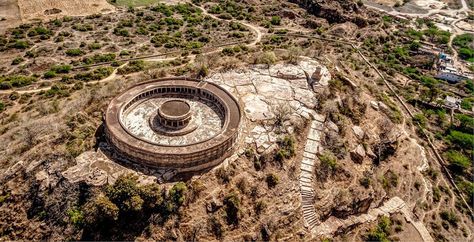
[330,187,374,219]
[290,0,379,27]
[350,144,366,164]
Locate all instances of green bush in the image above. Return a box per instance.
[83,195,119,225]
[224,193,240,225]
[255,200,267,215]
[222,47,235,56]
[43,84,70,98]
[274,135,295,162]
[0,101,5,112]
[72,24,93,32]
[445,150,471,174]
[51,64,72,74]
[453,34,474,62]
[318,151,338,172]
[28,26,52,37]
[11,57,24,65]
[151,3,174,16]
[440,210,459,227]
[381,170,398,191]
[413,113,427,128]
[13,40,29,49]
[74,67,113,81]
[0,75,37,89]
[270,16,281,25]
[256,51,277,66]
[460,98,473,110]
[67,207,84,227]
[447,130,474,150]
[113,28,130,37]
[43,70,57,79]
[65,48,83,56]
[88,42,102,50]
[106,174,144,212]
[364,216,391,242]
[117,60,145,75]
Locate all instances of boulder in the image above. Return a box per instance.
[206,197,223,213]
[326,121,339,133]
[370,101,379,110]
[378,102,389,112]
[352,126,365,140]
[350,144,365,163]
[280,9,298,19]
[365,146,376,159]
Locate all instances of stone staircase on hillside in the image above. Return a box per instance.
[300,115,325,230]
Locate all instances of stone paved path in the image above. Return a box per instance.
[299,114,325,230]
[312,196,406,236]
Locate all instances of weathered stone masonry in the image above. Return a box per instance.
[104,77,241,173]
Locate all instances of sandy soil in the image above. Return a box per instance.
[367,0,454,9]
[0,0,21,33]
[18,0,115,21]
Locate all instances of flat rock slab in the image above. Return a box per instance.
[63,150,160,186]
[241,94,274,121]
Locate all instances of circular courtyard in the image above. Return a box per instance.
[104,77,241,173]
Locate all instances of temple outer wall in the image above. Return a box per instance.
[104,77,241,173]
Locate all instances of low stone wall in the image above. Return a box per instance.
[104,77,241,173]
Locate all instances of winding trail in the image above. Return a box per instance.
[1,1,471,236]
[0,62,128,94]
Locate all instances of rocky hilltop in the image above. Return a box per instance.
[289,0,379,27]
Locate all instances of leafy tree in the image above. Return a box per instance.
[139,183,163,210]
[169,182,187,207]
[83,195,119,225]
[106,174,144,213]
[364,216,392,242]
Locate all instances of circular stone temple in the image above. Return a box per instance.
[104,77,241,173]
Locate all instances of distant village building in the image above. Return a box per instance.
[444,96,461,109]
[435,53,468,83]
